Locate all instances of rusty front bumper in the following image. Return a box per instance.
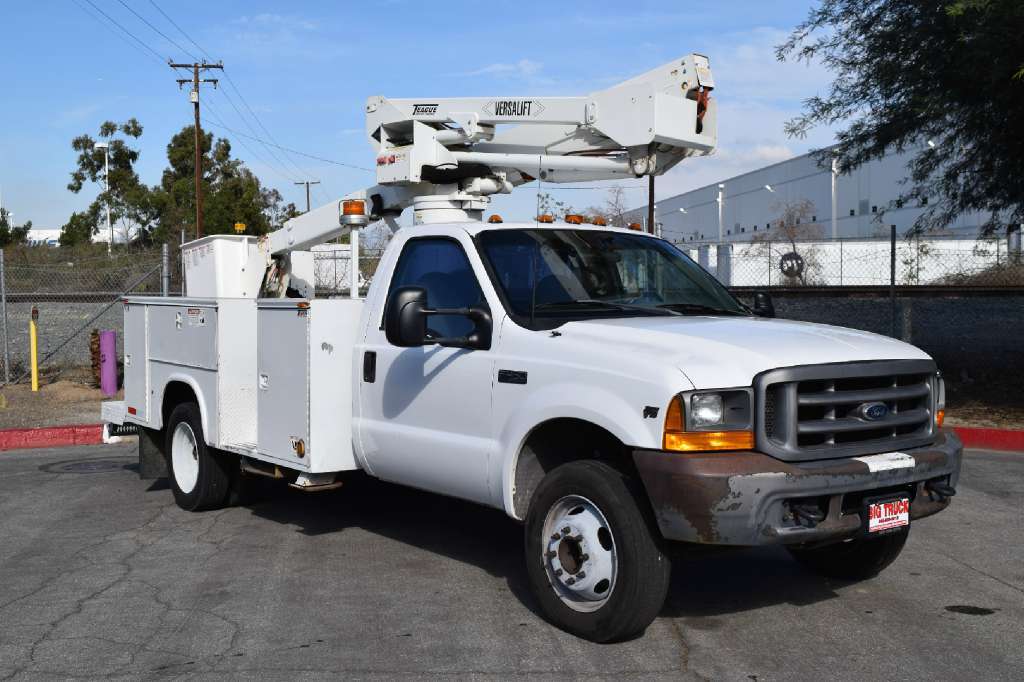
[633,430,962,547]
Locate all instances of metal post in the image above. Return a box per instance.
[647,175,655,235]
[830,157,838,240]
[890,224,897,337]
[0,249,9,384]
[349,229,360,299]
[839,238,844,286]
[104,147,112,254]
[717,184,724,243]
[161,243,170,296]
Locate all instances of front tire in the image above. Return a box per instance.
[524,460,670,642]
[788,527,909,580]
[165,402,231,512]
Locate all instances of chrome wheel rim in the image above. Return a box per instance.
[171,422,199,494]
[540,495,617,612]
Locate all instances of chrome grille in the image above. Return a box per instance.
[755,360,938,461]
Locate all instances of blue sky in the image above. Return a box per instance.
[0,0,836,230]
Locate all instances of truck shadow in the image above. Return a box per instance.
[241,472,846,621]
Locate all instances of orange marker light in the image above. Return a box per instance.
[537,214,555,223]
[342,199,366,216]
[565,214,584,224]
[936,409,945,428]
[628,222,643,231]
[592,216,608,226]
[487,214,504,223]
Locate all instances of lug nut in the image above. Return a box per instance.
[577,571,586,579]
[562,526,571,535]
[581,554,589,561]
[566,577,576,585]
[555,569,563,576]
[546,550,556,559]
[550,533,560,541]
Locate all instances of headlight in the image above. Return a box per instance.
[663,388,754,452]
[935,372,946,428]
[691,394,724,428]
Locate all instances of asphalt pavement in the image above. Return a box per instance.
[0,444,1021,680]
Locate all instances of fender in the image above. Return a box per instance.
[493,381,668,519]
[152,371,216,445]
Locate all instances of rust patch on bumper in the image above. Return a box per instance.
[633,430,963,546]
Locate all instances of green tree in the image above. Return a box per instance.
[149,126,300,242]
[66,119,157,244]
[778,0,1024,234]
[0,208,31,247]
[59,208,100,247]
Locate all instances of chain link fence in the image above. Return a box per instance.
[677,234,1024,289]
[0,246,170,384]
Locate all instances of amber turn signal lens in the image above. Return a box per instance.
[936,409,945,428]
[342,199,366,216]
[663,395,753,451]
[663,431,754,452]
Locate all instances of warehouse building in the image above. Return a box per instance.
[626,144,992,244]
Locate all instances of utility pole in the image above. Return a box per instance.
[170,60,223,240]
[294,180,321,213]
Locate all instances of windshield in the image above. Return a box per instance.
[477,229,747,328]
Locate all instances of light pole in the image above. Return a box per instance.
[830,156,839,240]
[716,183,725,242]
[95,141,112,253]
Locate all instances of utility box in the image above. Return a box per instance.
[256,298,364,472]
[183,235,264,298]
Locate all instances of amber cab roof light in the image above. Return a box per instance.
[537,214,555,223]
[487,214,504,223]
[565,214,584,224]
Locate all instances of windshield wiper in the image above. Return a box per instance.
[535,299,680,316]
[657,303,747,316]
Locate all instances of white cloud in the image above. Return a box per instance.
[233,14,319,31]
[455,59,544,79]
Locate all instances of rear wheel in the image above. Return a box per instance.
[165,402,231,512]
[524,460,670,642]
[788,528,909,580]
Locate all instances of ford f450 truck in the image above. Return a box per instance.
[104,55,962,642]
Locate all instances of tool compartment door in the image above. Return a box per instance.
[122,301,149,423]
[257,300,310,467]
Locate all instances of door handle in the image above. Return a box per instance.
[363,351,377,383]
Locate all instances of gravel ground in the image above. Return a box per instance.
[0,444,1020,679]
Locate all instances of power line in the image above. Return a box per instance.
[148,0,213,60]
[115,0,199,62]
[79,0,170,66]
[201,119,372,172]
[203,101,299,185]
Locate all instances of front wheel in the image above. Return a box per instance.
[788,527,910,580]
[524,460,670,642]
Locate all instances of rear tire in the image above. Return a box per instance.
[524,460,670,643]
[788,528,909,580]
[165,402,231,512]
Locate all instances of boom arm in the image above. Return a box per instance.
[272,53,717,254]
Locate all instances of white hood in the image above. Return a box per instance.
[562,316,932,390]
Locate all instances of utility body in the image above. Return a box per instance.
[105,54,962,642]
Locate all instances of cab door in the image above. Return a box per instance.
[357,234,495,504]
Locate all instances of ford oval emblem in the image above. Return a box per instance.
[859,402,890,421]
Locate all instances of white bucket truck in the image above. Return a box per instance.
[105,54,961,642]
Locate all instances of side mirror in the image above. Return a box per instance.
[384,287,430,347]
[753,291,775,318]
[384,286,492,350]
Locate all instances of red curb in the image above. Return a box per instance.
[0,424,1020,453]
[952,426,1024,452]
[0,424,104,451]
